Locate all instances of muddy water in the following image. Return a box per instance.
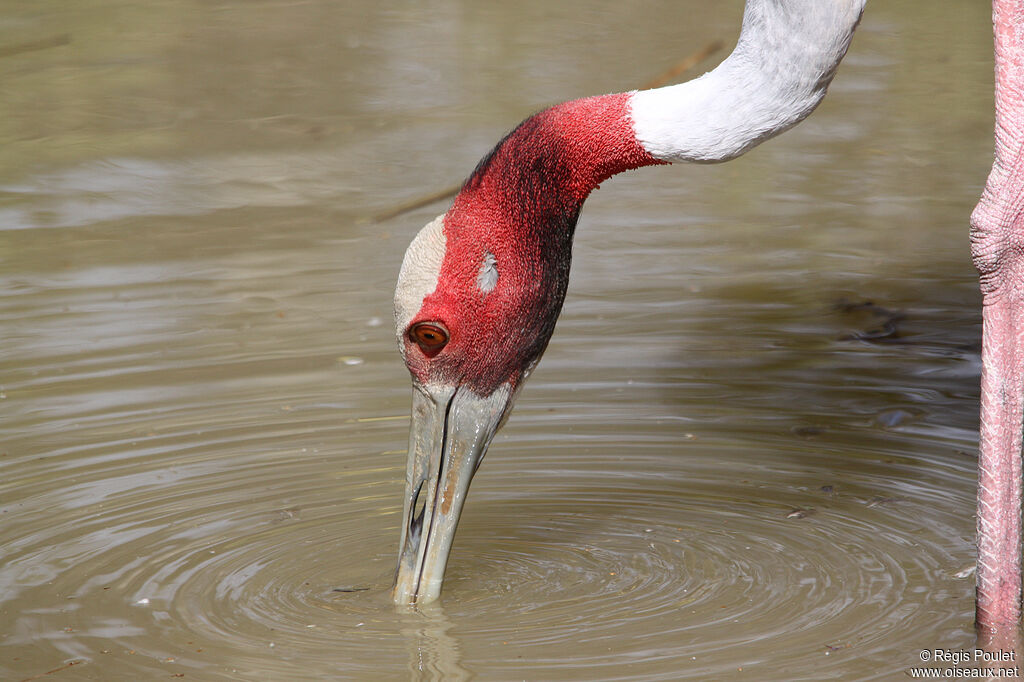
[0,1,1001,680]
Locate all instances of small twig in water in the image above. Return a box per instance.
[18,659,84,682]
[640,40,725,90]
[369,186,465,224]
[369,40,724,224]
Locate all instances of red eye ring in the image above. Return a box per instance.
[409,321,449,355]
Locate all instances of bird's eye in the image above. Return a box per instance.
[409,321,449,355]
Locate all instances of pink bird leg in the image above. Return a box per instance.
[971,0,1024,632]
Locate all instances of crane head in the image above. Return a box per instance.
[389,94,650,605]
[391,202,570,605]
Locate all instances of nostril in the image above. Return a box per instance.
[409,479,426,548]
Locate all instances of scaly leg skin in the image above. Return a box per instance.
[974,299,1024,643]
[972,0,1024,639]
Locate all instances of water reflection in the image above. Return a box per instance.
[977,630,1022,682]
[400,605,471,681]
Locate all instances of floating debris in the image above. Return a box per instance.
[865,496,902,508]
[368,41,723,224]
[273,507,300,522]
[873,408,921,429]
[19,658,83,680]
[835,298,907,343]
[954,565,976,579]
[640,40,724,89]
[792,425,827,438]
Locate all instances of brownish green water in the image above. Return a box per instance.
[0,1,999,679]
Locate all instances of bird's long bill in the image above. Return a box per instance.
[392,383,511,605]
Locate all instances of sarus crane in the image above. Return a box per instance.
[388,0,1024,633]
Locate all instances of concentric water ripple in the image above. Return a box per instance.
[3,400,980,680]
[429,433,976,679]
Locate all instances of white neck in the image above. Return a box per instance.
[630,0,865,163]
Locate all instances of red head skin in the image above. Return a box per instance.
[401,93,664,396]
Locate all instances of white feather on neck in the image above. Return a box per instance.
[631,0,865,164]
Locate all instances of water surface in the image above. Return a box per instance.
[0,1,999,679]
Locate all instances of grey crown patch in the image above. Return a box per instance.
[477,251,498,293]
